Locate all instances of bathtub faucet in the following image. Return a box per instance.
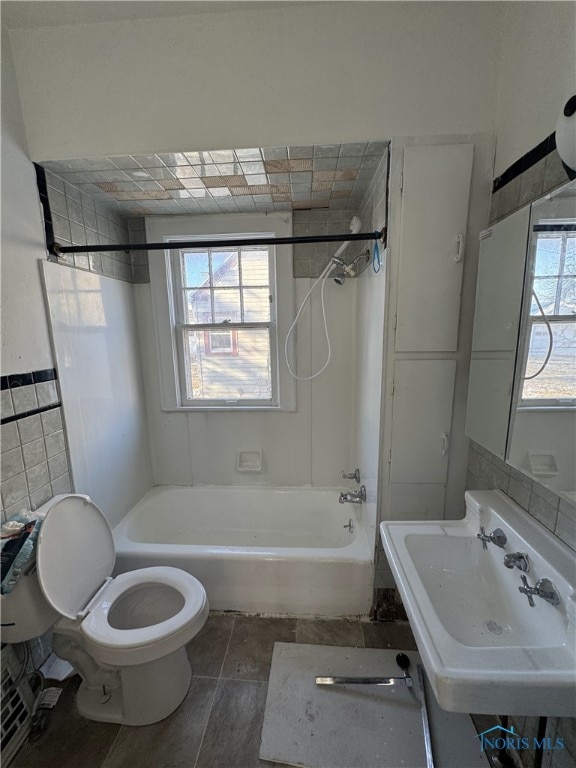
[476,526,507,550]
[339,486,366,504]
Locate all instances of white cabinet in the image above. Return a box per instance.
[465,205,531,459]
[465,358,515,459]
[471,207,530,352]
[390,359,456,484]
[395,144,474,352]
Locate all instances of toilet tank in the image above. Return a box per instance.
[1,556,59,643]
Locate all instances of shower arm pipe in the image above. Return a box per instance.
[51,229,387,256]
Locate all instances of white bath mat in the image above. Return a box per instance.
[260,643,488,768]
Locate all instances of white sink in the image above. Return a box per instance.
[380,490,576,716]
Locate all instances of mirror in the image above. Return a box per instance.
[466,179,576,502]
[507,182,576,499]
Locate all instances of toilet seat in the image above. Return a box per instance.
[37,495,208,666]
[79,566,208,665]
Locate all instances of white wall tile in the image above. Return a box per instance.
[11,384,38,414]
[43,262,154,527]
[22,438,47,469]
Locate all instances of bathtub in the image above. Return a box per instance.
[113,486,373,617]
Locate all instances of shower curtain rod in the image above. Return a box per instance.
[51,228,386,256]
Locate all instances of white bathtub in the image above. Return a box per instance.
[113,486,373,617]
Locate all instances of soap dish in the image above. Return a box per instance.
[236,450,263,473]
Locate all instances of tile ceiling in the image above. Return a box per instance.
[41,141,388,218]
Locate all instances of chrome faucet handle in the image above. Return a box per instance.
[504,552,530,572]
[477,526,507,550]
[477,526,489,550]
[519,574,535,607]
[535,578,560,606]
[342,468,361,484]
[518,575,559,607]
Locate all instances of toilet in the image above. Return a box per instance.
[1,494,208,726]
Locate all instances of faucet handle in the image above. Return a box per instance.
[342,468,361,483]
[519,574,535,607]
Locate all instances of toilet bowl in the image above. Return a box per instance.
[3,494,208,725]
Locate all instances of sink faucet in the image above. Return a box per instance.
[339,485,366,504]
[504,552,530,572]
[476,526,507,550]
[518,575,560,607]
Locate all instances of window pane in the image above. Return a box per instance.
[211,250,239,286]
[531,278,558,315]
[185,288,212,323]
[243,288,270,321]
[208,330,233,352]
[213,289,241,322]
[534,237,561,276]
[522,321,576,401]
[183,328,272,401]
[241,249,269,286]
[182,252,210,287]
[559,276,576,315]
[565,236,576,274]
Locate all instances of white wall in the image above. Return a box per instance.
[42,262,154,527]
[135,224,356,488]
[8,3,503,160]
[352,154,388,550]
[1,31,53,374]
[493,2,576,175]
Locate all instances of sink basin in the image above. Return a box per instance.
[380,490,576,716]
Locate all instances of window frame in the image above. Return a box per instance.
[517,225,576,411]
[146,213,296,412]
[170,238,278,408]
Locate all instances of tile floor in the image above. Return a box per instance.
[12,615,421,768]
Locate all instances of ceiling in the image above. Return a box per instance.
[42,141,388,217]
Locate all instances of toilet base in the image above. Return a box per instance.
[76,647,192,726]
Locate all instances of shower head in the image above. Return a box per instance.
[330,248,370,284]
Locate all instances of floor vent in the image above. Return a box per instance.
[1,645,34,765]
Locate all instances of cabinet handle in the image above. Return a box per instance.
[441,432,449,455]
[455,234,464,263]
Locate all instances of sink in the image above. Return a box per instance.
[380,490,576,716]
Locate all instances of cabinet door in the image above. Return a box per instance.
[472,206,530,352]
[396,144,474,352]
[390,360,456,484]
[465,357,515,459]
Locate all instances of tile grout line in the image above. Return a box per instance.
[216,615,236,680]
[192,616,237,768]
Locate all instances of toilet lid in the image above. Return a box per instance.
[37,495,116,619]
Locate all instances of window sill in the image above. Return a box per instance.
[161,405,297,413]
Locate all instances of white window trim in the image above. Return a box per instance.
[518,228,576,410]
[146,213,296,411]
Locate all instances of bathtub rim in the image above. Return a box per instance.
[113,484,374,564]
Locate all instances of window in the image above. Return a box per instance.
[146,214,296,411]
[171,244,275,404]
[520,228,576,407]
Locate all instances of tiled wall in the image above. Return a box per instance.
[292,209,363,278]
[467,440,575,551]
[43,170,148,283]
[126,217,150,283]
[489,144,571,225]
[1,369,72,522]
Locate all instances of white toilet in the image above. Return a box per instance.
[0,494,208,726]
